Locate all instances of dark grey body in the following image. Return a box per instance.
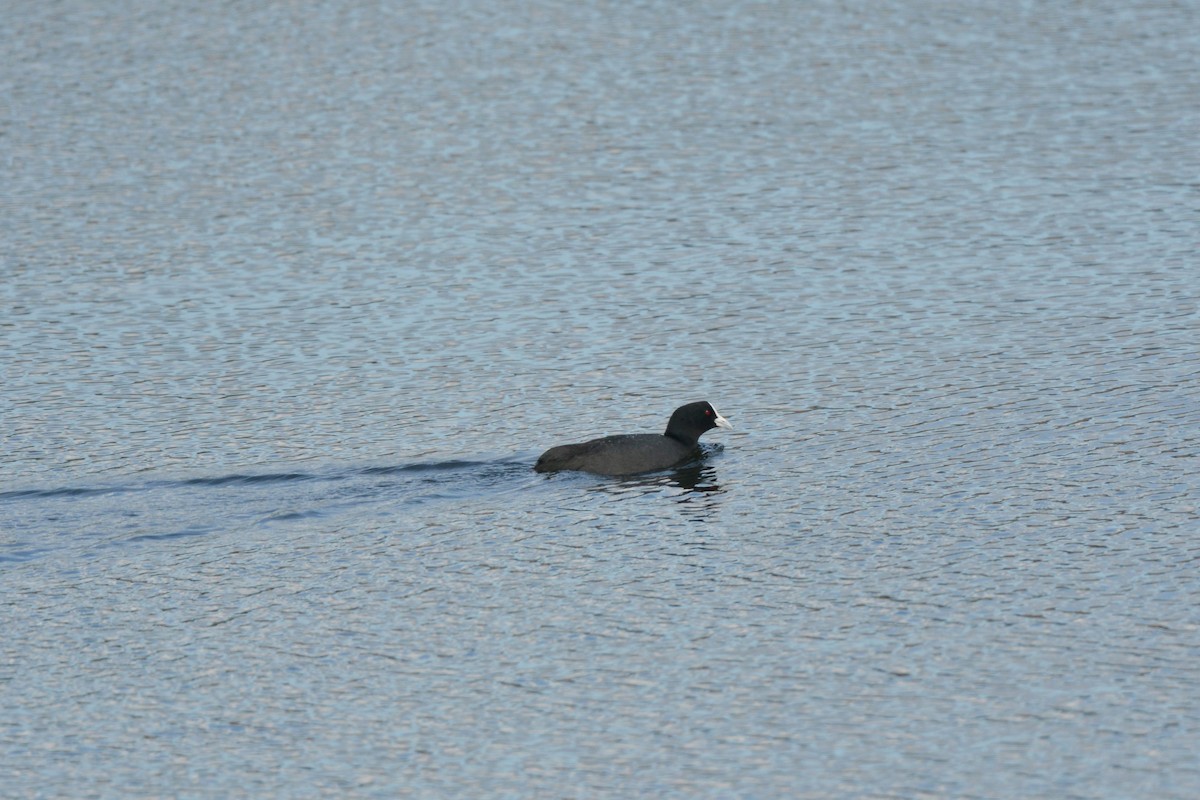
[535,433,697,476]
[534,401,731,476]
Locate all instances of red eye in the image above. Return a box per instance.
[705,408,713,416]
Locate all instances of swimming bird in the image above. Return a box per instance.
[534,401,732,476]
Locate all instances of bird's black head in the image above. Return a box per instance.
[664,401,732,446]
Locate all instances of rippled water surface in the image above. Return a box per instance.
[4,0,1199,797]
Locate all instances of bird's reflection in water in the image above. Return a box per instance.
[589,460,724,520]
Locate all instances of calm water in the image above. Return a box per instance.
[3,0,1199,797]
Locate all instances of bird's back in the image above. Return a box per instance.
[534,433,693,476]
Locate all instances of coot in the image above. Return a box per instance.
[534,401,732,476]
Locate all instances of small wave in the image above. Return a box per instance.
[0,546,53,563]
[125,526,213,543]
[359,459,492,476]
[2,457,532,510]
[0,471,319,502]
[0,485,131,502]
[181,472,316,487]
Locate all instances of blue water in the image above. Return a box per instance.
[4,0,1199,797]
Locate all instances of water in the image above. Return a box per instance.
[3,0,1199,797]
